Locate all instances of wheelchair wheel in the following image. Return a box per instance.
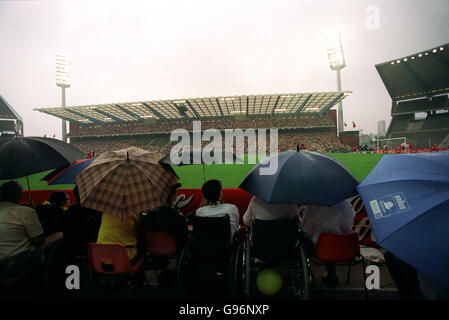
[291,242,310,300]
[228,241,244,299]
[176,238,193,297]
[44,240,72,290]
[243,239,254,299]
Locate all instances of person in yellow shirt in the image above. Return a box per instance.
[96,213,142,264]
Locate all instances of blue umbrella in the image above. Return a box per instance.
[239,150,359,206]
[42,158,94,185]
[357,151,449,291]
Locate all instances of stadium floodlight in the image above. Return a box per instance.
[325,28,346,136]
[56,54,71,87]
[56,54,71,143]
[325,28,345,71]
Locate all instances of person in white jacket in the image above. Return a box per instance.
[300,199,356,287]
[195,180,240,240]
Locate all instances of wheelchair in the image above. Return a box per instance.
[241,219,311,300]
[176,215,243,300]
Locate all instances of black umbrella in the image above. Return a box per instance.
[0,136,85,179]
[160,149,243,182]
[0,136,85,201]
[239,150,359,206]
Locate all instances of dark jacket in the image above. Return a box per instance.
[141,205,188,249]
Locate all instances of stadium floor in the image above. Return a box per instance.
[1,153,384,190]
[2,257,397,301]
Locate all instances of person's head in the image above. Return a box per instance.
[0,181,23,203]
[167,182,181,204]
[201,179,223,204]
[49,191,70,208]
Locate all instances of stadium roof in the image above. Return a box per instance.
[375,43,449,101]
[34,91,351,126]
[0,95,23,122]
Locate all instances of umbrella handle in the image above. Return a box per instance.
[26,176,33,204]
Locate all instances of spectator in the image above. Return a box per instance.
[195,180,239,239]
[60,185,102,258]
[385,251,449,300]
[141,182,188,251]
[68,114,350,156]
[300,199,356,287]
[49,191,71,210]
[243,196,300,226]
[96,212,143,265]
[0,181,62,282]
[35,191,70,235]
[384,251,425,300]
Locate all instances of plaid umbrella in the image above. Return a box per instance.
[76,147,179,219]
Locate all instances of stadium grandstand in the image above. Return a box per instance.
[376,43,449,149]
[34,91,352,156]
[0,95,23,139]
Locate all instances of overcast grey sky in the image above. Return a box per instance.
[1,0,448,139]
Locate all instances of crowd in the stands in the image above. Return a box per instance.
[68,115,335,137]
[70,129,349,156]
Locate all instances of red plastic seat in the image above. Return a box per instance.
[143,231,178,256]
[315,232,361,263]
[313,232,367,297]
[88,243,143,276]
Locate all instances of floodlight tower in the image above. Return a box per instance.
[325,29,346,136]
[56,54,71,142]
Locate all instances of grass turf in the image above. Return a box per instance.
[0,153,384,190]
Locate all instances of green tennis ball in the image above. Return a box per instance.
[256,269,283,296]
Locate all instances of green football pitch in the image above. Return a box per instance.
[1,153,384,190]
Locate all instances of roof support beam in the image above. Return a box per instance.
[185,100,201,119]
[94,108,127,124]
[319,92,345,115]
[215,99,224,117]
[64,109,109,125]
[271,95,281,115]
[402,63,430,93]
[35,110,89,127]
[142,102,167,121]
[295,94,313,115]
[171,102,190,120]
[114,104,143,122]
